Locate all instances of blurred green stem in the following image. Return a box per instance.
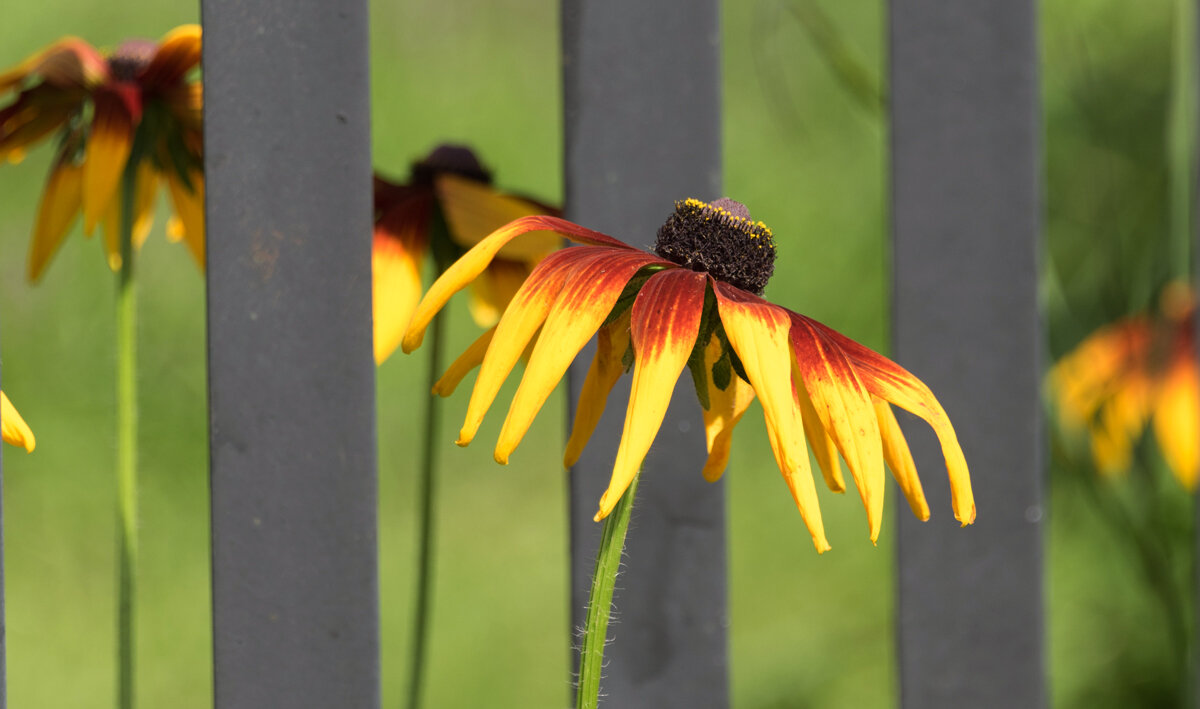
[1079,450,1189,705]
[1168,0,1195,281]
[407,311,443,709]
[576,475,639,709]
[116,160,139,709]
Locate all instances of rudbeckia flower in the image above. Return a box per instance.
[1,391,35,452]
[1051,282,1199,490]
[372,144,561,364]
[401,197,974,552]
[0,25,205,279]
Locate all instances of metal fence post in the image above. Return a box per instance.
[890,2,1045,707]
[202,1,379,707]
[562,0,727,706]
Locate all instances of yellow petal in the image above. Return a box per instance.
[467,258,532,329]
[1,392,35,452]
[372,232,425,364]
[435,173,561,260]
[82,92,133,235]
[791,316,885,542]
[402,216,638,353]
[28,158,83,282]
[433,326,496,396]
[164,169,206,268]
[715,282,829,552]
[875,399,929,521]
[456,248,587,446]
[98,161,158,271]
[598,269,706,520]
[0,37,105,92]
[495,251,654,464]
[796,379,845,493]
[1154,356,1200,490]
[1050,320,1145,428]
[565,311,633,468]
[141,25,202,89]
[700,335,756,483]
[809,314,976,526]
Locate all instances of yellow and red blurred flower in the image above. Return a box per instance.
[1,391,35,452]
[373,144,560,364]
[402,198,974,552]
[1051,282,1199,490]
[0,25,204,280]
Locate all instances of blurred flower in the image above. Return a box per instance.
[373,144,560,364]
[0,25,204,280]
[402,198,974,552]
[1051,282,1199,490]
[1,391,35,452]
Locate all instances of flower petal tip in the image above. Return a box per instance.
[493,451,509,465]
[454,436,472,448]
[958,506,977,526]
[400,332,424,354]
[814,539,832,554]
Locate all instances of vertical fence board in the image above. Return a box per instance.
[202,2,379,707]
[562,1,726,706]
[890,2,1045,707]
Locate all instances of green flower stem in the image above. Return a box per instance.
[576,475,640,709]
[116,160,139,709]
[407,311,444,709]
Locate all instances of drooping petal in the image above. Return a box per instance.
[164,168,205,267]
[1089,369,1150,476]
[791,315,885,541]
[372,232,426,365]
[716,283,828,551]
[804,313,975,525]
[467,258,532,328]
[139,25,202,90]
[795,379,845,493]
[875,398,930,521]
[435,174,562,260]
[100,161,158,270]
[1050,320,1146,428]
[28,157,83,281]
[0,38,106,92]
[1,392,35,452]
[0,86,78,160]
[598,269,707,520]
[402,216,641,353]
[457,248,601,446]
[564,310,632,468]
[1153,354,1199,490]
[82,90,134,235]
[700,334,756,483]
[433,326,496,396]
[496,251,659,464]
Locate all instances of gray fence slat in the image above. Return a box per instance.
[890,2,1045,707]
[202,2,379,707]
[562,0,726,706]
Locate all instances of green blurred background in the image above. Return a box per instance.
[0,0,1193,706]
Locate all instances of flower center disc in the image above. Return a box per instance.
[108,40,157,82]
[412,144,493,185]
[654,198,776,295]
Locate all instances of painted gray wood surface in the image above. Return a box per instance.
[202,1,380,707]
[890,2,1045,707]
[562,0,727,706]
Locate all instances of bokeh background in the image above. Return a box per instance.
[0,0,1194,706]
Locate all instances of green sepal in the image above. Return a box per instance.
[711,348,732,391]
[688,356,710,411]
[601,264,668,328]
